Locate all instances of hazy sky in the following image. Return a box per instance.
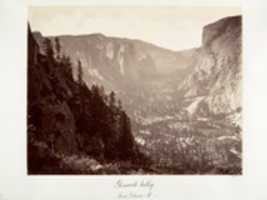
[28,6,241,50]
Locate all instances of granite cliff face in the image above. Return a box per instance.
[33,32,194,91]
[179,16,242,122]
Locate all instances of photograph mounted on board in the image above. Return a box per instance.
[27,6,242,175]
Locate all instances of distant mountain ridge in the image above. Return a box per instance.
[33,31,195,91]
[33,15,242,122]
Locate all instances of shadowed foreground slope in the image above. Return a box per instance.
[27,25,149,174]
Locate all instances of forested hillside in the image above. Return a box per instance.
[27,25,148,174]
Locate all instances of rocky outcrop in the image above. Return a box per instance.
[179,16,242,120]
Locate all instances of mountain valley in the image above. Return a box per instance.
[29,15,242,174]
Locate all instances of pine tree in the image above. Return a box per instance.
[61,55,73,81]
[43,38,54,59]
[109,91,116,109]
[43,38,55,76]
[119,111,135,159]
[99,85,105,98]
[118,100,122,111]
[77,59,84,115]
[55,37,61,60]
[77,60,83,86]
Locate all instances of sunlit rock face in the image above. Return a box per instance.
[179,16,242,120]
[33,32,194,91]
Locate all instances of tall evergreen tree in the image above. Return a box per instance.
[43,38,54,59]
[77,60,83,86]
[99,85,105,98]
[109,91,116,109]
[119,111,135,159]
[77,59,84,115]
[61,55,73,81]
[55,37,61,60]
[118,100,122,111]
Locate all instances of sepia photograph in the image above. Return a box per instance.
[27,6,242,175]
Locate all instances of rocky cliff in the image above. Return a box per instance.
[179,16,242,122]
[33,32,194,92]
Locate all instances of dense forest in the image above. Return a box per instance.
[27,25,149,174]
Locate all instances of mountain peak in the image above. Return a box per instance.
[202,15,241,47]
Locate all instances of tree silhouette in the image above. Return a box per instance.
[43,38,54,59]
[55,37,61,60]
[109,91,116,110]
[77,60,83,86]
[77,59,84,115]
[118,100,122,111]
